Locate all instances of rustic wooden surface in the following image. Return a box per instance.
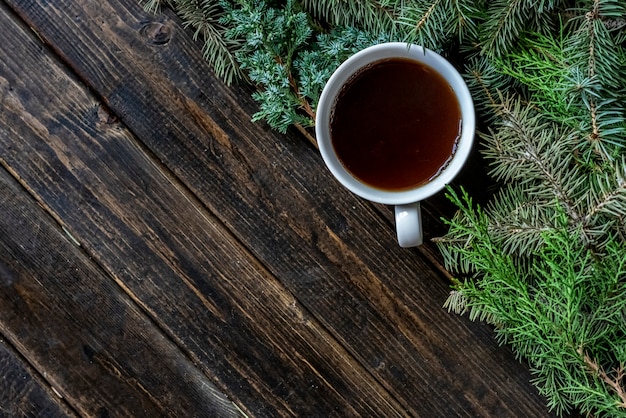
[0,0,565,416]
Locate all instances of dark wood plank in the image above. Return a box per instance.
[3,0,561,416]
[0,4,408,417]
[0,337,76,417]
[0,170,242,416]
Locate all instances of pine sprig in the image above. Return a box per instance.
[300,0,398,33]
[398,0,483,50]
[181,0,245,84]
[440,190,626,416]
[478,0,560,58]
[564,0,626,164]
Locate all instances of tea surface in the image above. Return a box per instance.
[330,57,461,191]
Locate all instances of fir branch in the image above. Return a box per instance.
[578,349,626,410]
[463,57,516,122]
[441,207,626,416]
[582,0,612,162]
[582,158,626,221]
[182,0,245,84]
[481,95,584,224]
[400,0,445,48]
[492,9,626,167]
[398,0,483,51]
[485,185,561,255]
[563,0,626,164]
[300,0,398,33]
[494,28,576,125]
[479,0,560,58]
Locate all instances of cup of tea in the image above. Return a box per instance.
[315,42,475,247]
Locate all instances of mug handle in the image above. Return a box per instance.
[395,203,423,247]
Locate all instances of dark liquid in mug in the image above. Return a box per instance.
[330,57,462,191]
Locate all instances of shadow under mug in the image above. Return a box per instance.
[315,42,475,247]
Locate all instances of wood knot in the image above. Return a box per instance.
[93,104,118,130]
[140,21,172,45]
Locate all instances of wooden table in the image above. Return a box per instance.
[0,1,561,416]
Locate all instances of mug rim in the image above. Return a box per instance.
[315,42,475,205]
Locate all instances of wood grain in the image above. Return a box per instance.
[0,4,408,416]
[0,168,243,417]
[0,337,76,417]
[1,0,561,416]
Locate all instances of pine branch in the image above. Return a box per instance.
[583,159,626,222]
[481,96,584,223]
[441,207,626,416]
[300,0,398,33]
[463,57,517,122]
[563,0,626,165]
[479,0,560,57]
[579,349,626,410]
[398,0,483,51]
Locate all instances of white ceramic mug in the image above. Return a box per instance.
[315,42,475,247]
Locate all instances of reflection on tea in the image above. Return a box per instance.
[329,57,461,191]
